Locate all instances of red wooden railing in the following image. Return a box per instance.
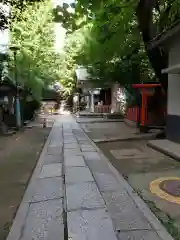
[125,105,166,126]
[125,106,139,122]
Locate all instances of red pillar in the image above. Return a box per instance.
[140,89,147,126]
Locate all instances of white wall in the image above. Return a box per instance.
[168,74,180,116]
[168,38,180,116]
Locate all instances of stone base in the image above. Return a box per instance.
[78,112,123,119]
[124,118,137,128]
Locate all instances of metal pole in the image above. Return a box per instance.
[14,51,21,129]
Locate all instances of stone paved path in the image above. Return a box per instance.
[7,115,174,240]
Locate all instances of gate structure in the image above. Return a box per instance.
[131,83,166,132]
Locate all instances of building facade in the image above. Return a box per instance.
[151,23,180,142]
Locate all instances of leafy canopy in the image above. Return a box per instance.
[9,0,62,100]
[58,0,180,93]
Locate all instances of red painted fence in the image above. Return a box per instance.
[125,106,139,122]
[125,106,166,126]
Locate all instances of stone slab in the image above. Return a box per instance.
[65,155,86,167]
[102,191,152,231]
[65,167,94,183]
[83,152,102,161]
[78,140,92,144]
[64,149,82,156]
[118,230,161,240]
[81,147,97,152]
[47,146,62,155]
[79,143,93,147]
[49,140,63,148]
[93,172,123,192]
[64,152,83,158]
[66,182,105,211]
[64,140,77,144]
[43,155,63,164]
[21,199,64,240]
[39,164,62,178]
[110,148,148,160]
[64,137,76,140]
[50,134,63,141]
[68,209,117,240]
[64,143,79,149]
[148,139,180,161]
[49,141,63,147]
[24,177,63,202]
[76,137,88,141]
[86,160,111,174]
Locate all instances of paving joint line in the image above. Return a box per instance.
[29,197,64,204]
[66,206,106,212]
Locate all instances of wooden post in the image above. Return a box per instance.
[141,89,145,126]
[140,89,148,132]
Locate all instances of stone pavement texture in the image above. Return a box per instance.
[6,115,174,240]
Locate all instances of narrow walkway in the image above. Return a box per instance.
[7,115,173,240]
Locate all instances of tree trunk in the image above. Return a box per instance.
[136,0,168,92]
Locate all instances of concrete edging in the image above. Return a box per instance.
[76,118,174,240]
[148,141,180,162]
[94,134,158,144]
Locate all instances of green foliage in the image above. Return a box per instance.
[53,2,88,33]
[0,0,47,29]
[58,26,88,95]
[153,0,180,32]
[71,0,155,89]
[9,0,61,100]
[56,0,180,93]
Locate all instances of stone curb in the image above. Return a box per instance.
[105,158,174,240]
[6,124,54,240]
[76,117,174,240]
[93,134,158,144]
[148,141,180,162]
[76,119,123,124]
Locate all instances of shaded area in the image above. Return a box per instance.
[0,117,53,239]
[97,140,179,175]
[97,139,180,238]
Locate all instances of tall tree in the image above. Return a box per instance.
[0,0,46,29]
[9,0,62,100]
[58,0,180,93]
[136,0,167,91]
[137,0,180,92]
